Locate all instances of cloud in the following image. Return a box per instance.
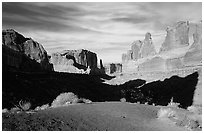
[2,2,202,63]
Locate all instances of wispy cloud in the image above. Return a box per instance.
[2,2,202,63]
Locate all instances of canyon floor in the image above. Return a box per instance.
[2,66,202,131]
[3,102,201,131]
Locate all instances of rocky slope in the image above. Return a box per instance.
[2,29,53,72]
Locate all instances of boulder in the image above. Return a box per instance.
[140,32,156,58]
[160,21,190,52]
[51,49,98,74]
[2,29,53,72]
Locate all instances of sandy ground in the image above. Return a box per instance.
[2,102,192,131]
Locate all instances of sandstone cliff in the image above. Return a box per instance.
[122,21,201,73]
[2,29,53,72]
[51,49,101,74]
[122,32,156,62]
[183,21,202,66]
[140,32,156,58]
[160,21,190,52]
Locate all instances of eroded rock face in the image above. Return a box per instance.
[166,58,183,70]
[2,29,27,51]
[184,22,202,66]
[2,29,53,72]
[138,57,166,72]
[140,32,156,58]
[122,53,128,62]
[51,49,98,73]
[126,50,133,60]
[160,21,190,52]
[105,63,122,74]
[122,32,156,63]
[131,40,142,60]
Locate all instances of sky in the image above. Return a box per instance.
[2,2,202,63]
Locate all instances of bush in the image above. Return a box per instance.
[35,103,49,111]
[18,100,31,111]
[157,108,176,119]
[51,92,79,107]
[2,108,8,113]
[120,98,126,102]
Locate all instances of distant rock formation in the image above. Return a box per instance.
[140,32,156,58]
[122,32,156,62]
[2,29,53,72]
[131,40,142,60]
[105,63,122,74]
[122,21,201,73]
[138,57,166,72]
[160,21,190,52]
[51,49,103,74]
[184,22,202,66]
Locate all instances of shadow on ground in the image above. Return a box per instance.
[2,69,198,109]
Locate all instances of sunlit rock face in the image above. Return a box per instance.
[131,40,142,60]
[160,21,190,52]
[51,49,99,73]
[138,57,166,72]
[122,32,157,63]
[122,21,202,73]
[2,29,53,72]
[184,22,202,66]
[140,32,156,58]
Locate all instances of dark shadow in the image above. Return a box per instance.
[2,68,199,109]
[121,72,199,108]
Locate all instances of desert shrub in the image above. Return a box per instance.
[167,97,180,108]
[120,98,126,102]
[157,108,176,119]
[51,92,79,107]
[35,103,50,111]
[17,100,31,111]
[2,108,8,113]
[80,98,92,104]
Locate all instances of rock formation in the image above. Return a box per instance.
[51,49,101,74]
[140,32,156,58]
[122,21,201,73]
[160,21,190,52]
[122,32,156,63]
[137,57,166,72]
[2,29,53,72]
[126,50,133,60]
[184,22,202,66]
[122,53,128,62]
[105,63,122,74]
[131,40,142,60]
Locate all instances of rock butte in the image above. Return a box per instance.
[2,29,53,72]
